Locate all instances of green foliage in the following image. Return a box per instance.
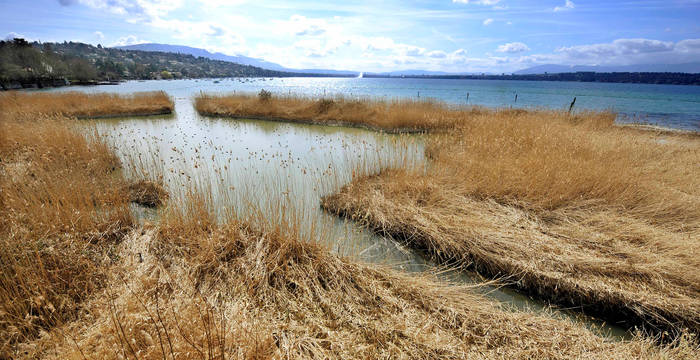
[0,38,312,89]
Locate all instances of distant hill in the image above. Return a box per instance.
[115,43,358,76]
[369,70,459,76]
[116,43,287,71]
[1,39,354,90]
[515,63,700,74]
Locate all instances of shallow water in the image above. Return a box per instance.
[49,77,700,131]
[44,81,636,339]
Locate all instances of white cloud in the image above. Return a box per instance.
[554,0,575,12]
[94,31,104,39]
[4,32,28,41]
[556,38,674,58]
[483,18,494,26]
[288,15,327,36]
[497,42,530,53]
[452,0,501,4]
[61,0,184,21]
[675,39,700,53]
[426,50,447,58]
[110,34,149,46]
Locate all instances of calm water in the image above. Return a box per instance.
[44,78,642,338]
[55,77,700,131]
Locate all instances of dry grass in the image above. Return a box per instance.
[323,108,700,336]
[0,91,173,118]
[20,200,698,359]
[0,112,134,354]
[4,92,698,358]
[0,91,172,356]
[194,92,494,132]
[124,179,169,207]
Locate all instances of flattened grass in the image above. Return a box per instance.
[323,108,700,336]
[31,201,699,359]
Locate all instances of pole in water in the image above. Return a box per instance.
[466,92,470,103]
[514,93,518,103]
[568,97,577,114]
[418,91,420,98]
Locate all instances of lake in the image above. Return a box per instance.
[51,77,700,131]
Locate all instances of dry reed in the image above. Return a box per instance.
[4,92,698,358]
[124,179,169,207]
[194,92,488,132]
[323,108,700,336]
[24,199,699,359]
[0,91,173,356]
[0,113,134,354]
[0,91,173,118]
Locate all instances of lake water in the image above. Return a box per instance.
[58,77,700,131]
[43,78,662,338]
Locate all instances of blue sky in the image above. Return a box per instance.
[2,0,700,72]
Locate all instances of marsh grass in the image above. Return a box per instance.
[28,197,699,359]
[124,179,169,207]
[4,92,698,358]
[0,91,176,356]
[323,107,700,336]
[0,91,173,118]
[194,92,504,132]
[0,113,134,354]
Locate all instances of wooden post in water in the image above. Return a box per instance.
[417,91,420,98]
[466,92,470,104]
[568,97,577,114]
[514,93,518,103]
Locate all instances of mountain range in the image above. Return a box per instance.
[115,43,357,76]
[116,43,700,76]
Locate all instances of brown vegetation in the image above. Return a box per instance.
[0,90,173,118]
[124,179,169,207]
[24,201,699,359]
[323,108,700,336]
[0,112,133,354]
[194,92,482,132]
[3,92,697,358]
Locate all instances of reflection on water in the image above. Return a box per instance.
[92,97,631,340]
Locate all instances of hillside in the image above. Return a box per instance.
[117,43,358,75]
[116,43,288,71]
[0,38,347,90]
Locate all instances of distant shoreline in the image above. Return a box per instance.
[4,72,700,92]
[363,72,700,86]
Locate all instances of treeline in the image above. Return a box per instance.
[366,72,700,85]
[0,38,337,90]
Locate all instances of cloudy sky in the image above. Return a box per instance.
[1,0,700,72]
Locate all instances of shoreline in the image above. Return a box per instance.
[197,111,429,134]
[76,108,173,119]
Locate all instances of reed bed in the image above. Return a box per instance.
[323,108,700,336]
[21,199,697,359]
[4,92,698,358]
[0,112,134,354]
[194,92,495,132]
[0,91,172,355]
[0,91,173,118]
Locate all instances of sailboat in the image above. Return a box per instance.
[357,72,363,78]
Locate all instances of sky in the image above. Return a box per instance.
[1,0,700,73]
